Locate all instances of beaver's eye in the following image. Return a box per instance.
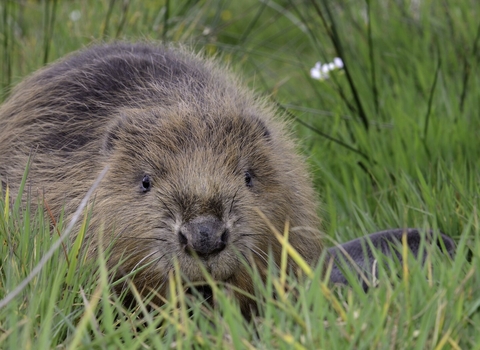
[244,171,253,188]
[141,175,151,192]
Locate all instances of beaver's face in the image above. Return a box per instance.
[95,107,291,295]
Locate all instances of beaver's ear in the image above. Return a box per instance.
[326,228,455,290]
[257,119,271,140]
[102,114,131,154]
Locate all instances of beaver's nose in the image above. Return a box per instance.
[178,216,229,258]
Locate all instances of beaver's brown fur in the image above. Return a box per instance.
[0,43,322,314]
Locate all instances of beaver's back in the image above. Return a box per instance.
[0,43,228,154]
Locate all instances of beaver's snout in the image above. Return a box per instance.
[179,216,229,258]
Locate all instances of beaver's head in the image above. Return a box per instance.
[88,90,321,313]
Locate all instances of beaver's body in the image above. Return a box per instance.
[0,43,322,313]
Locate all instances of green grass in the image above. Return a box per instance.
[1,0,480,348]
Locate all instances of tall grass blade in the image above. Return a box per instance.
[366,0,379,115]
[42,0,58,64]
[423,57,441,140]
[309,0,370,131]
[459,21,480,114]
[102,0,116,38]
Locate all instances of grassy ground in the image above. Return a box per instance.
[1,0,479,348]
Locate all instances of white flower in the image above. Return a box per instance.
[321,64,331,73]
[333,57,344,69]
[310,57,344,80]
[69,10,81,22]
[310,62,326,80]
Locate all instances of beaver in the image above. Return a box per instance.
[0,42,323,314]
[0,43,455,314]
